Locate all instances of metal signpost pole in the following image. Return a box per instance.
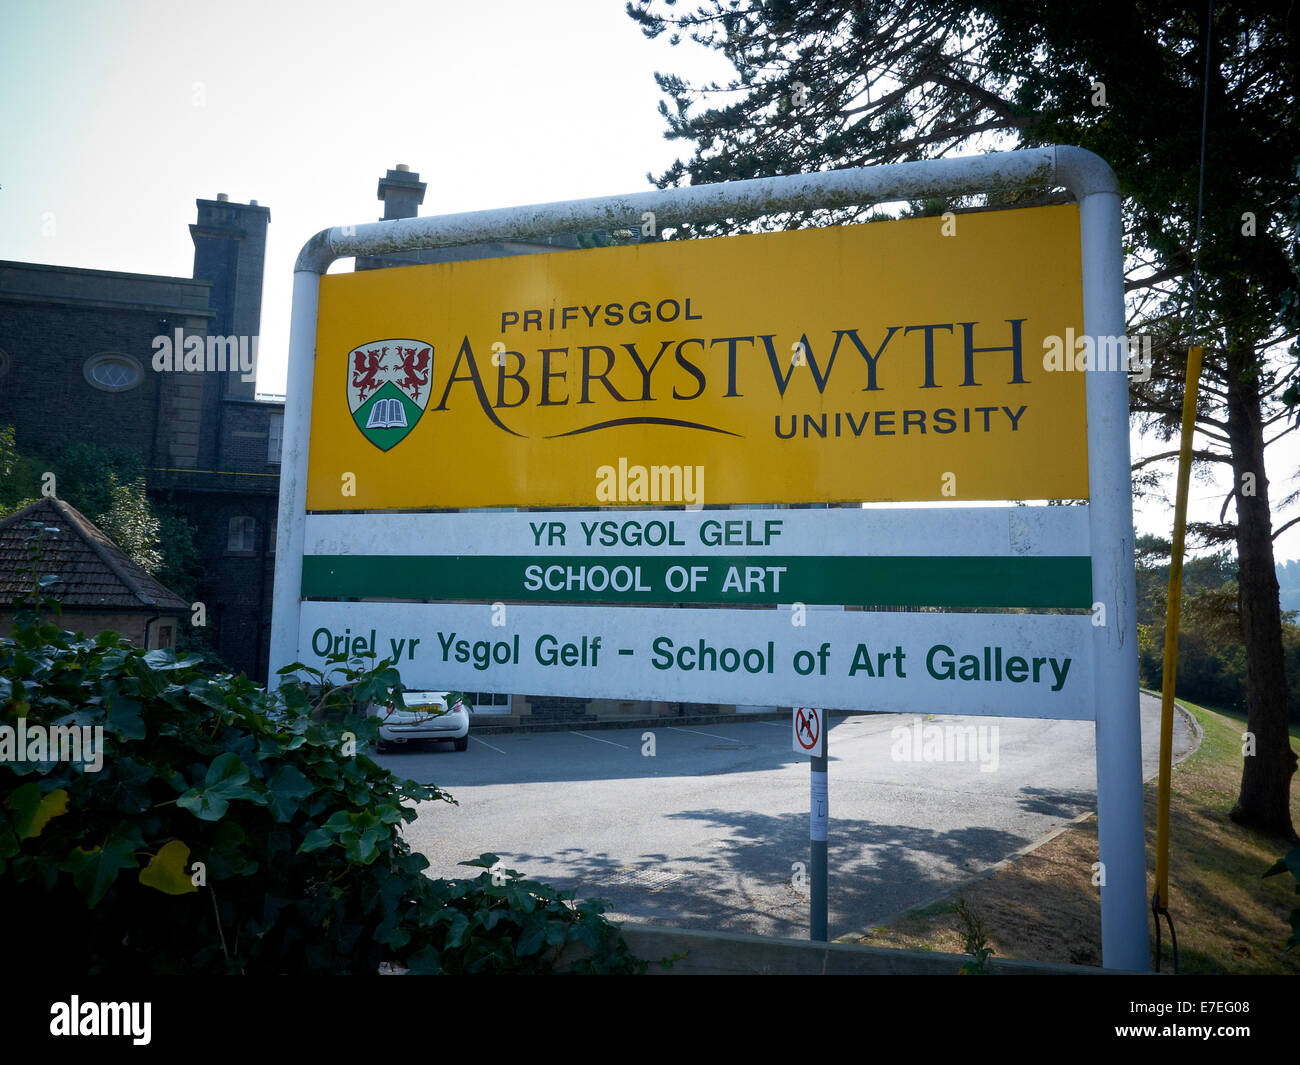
[268,269,321,687]
[795,706,828,940]
[811,743,828,942]
[1069,148,1150,971]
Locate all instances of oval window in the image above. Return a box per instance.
[84,352,143,392]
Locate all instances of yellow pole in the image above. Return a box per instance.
[1154,345,1204,911]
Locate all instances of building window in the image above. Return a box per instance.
[0,348,10,380]
[268,412,283,463]
[227,515,256,554]
[84,352,143,392]
[155,623,173,650]
[267,513,277,554]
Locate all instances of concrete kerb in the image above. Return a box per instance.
[610,923,1143,975]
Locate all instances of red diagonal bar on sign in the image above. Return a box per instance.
[796,708,818,747]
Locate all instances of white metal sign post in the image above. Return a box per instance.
[271,147,1148,970]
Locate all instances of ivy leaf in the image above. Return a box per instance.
[443,910,470,949]
[516,920,548,957]
[61,834,139,907]
[262,764,313,827]
[177,752,260,821]
[139,839,199,895]
[106,695,146,740]
[1263,847,1300,880]
[142,650,203,671]
[6,783,69,840]
[209,822,259,878]
[297,828,333,854]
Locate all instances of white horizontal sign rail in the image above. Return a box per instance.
[303,506,1090,559]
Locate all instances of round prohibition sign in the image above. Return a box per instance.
[795,707,820,750]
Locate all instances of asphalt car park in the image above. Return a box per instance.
[384,695,1191,940]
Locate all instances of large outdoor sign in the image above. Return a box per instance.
[297,505,1096,717]
[272,149,1148,969]
[307,205,1087,510]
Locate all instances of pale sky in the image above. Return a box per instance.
[2,0,1296,562]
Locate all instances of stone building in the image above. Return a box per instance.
[0,195,281,677]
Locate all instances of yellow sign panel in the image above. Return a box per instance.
[309,204,1087,509]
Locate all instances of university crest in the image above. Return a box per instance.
[346,339,433,451]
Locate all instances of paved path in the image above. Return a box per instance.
[389,694,1194,939]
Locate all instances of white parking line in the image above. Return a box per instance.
[471,735,507,754]
[569,731,630,749]
[756,721,788,728]
[666,725,743,743]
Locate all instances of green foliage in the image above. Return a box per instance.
[0,614,643,974]
[42,439,145,520]
[1262,847,1300,952]
[433,855,646,974]
[93,472,162,575]
[0,425,15,482]
[951,892,996,974]
[1134,542,1300,721]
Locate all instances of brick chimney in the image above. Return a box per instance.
[376,163,426,221]
[188,195,271,450]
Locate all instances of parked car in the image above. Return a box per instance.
[367,689,470,752]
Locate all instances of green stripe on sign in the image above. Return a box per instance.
[301,555,1092,608]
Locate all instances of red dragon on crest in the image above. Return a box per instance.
[351,347,387,402]
[395,346,431,401]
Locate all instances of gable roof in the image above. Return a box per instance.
[0,497,189,614]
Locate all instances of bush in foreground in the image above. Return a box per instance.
[0,609,642,974]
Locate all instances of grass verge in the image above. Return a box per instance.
[853,698,1300,973]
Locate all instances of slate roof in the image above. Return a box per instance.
[0,497,189,614]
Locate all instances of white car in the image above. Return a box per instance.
[368,690,470,752]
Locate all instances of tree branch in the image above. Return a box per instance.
[1132,448,1232,471]
[1272,515,1300,542]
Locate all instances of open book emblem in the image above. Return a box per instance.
[345,338,432,451]
[365,397,407,430]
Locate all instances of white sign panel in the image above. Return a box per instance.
[304,506,1089,559]
[297,601,1096,720]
